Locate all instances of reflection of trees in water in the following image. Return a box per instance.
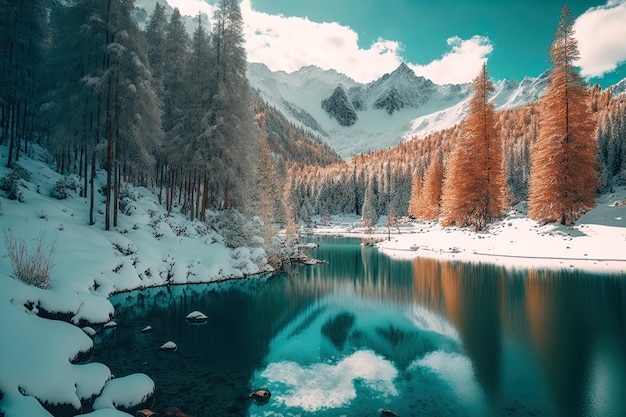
[411,257,626,416]
[412,258,503,401]
[525,270,626,417]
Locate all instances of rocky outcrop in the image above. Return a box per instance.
[321,86,358,126]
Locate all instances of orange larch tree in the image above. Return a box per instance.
[414,151,443,220]
[528,5,598,225]
[440,63,506,230]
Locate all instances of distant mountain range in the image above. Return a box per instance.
[132,0,624,160]
[247,62,553,159]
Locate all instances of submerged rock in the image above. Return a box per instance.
[381,409,398,417]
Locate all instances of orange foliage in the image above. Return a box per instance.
[528,6,599,225]
[440,64,506,230]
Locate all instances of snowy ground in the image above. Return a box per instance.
[0,145,270,416]
[2,144,625,416]
[309,196,626,273]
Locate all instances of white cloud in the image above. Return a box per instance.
[409,36,493,85]
[241,0,403,83]
[166,0,215,19]
[241,0,492,84]
[574,0,626,79]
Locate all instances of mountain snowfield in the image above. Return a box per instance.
[247,62,550,159]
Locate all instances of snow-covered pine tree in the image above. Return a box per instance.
[145,3,168,93]
[162,8,190,135]
[203,0,259,211]
[528,5,598,225]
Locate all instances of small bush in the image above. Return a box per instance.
[50,177,77,200]
[119,185,137,215]
[11,163,31,181]
[0,172,23,201]
[4,230,56,289]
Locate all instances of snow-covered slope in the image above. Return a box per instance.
[0,144,270,416]
[248,63,548,159]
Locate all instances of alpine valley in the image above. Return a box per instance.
[247,62,550,158]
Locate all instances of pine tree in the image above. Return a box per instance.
[361,175,379,230]
[1,0,48,166]
[415,152,443,220]
[203,0,259,210]
[440,63,506,230]
[408,171,422,218]
[145,3,168,90]
[528,5,598,225]
[162,8,190,134]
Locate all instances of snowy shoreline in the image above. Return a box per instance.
[308,197,626,274]
[1,144,625,416]
[0,145,271,417]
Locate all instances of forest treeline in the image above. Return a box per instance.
[2,1,626,236]
[288,86,625,226]
[0,0,338,235]
[288,6,626,229]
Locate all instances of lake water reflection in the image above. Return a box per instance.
[94,237,626,417]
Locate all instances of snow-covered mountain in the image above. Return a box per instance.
[248,62,549,159]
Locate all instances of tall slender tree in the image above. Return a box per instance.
[1,0,48,166]
[528,5,598,225]
[204,0,259,210]
[415,151,444,220]
[408,171,422,219]
[440,63,506,230]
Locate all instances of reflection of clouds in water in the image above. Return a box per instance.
[410,351,485,411]
[258,350,398,412]
[407,304,460,342]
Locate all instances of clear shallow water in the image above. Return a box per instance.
[93,237,626,417]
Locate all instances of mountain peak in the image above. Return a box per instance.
[393,62,414,75]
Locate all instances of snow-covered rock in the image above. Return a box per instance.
[160,341,177,351]
[82,326,97,337]
[93,374,155,413]
[185,311,208,323]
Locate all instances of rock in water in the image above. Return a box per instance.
[160,341,177,351]
[82,326,96,337]
[185,311,208,323]
[141,325,153,333]
[249,388,271,405]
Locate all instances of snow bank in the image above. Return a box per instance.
[309,196,626,273]
[0,144,270,416]
[93,374,155,411]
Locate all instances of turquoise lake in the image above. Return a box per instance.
[93,237,626,417]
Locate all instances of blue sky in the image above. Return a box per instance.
[169,0,626,87]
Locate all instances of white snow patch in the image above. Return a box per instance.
[92,374,154,410]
